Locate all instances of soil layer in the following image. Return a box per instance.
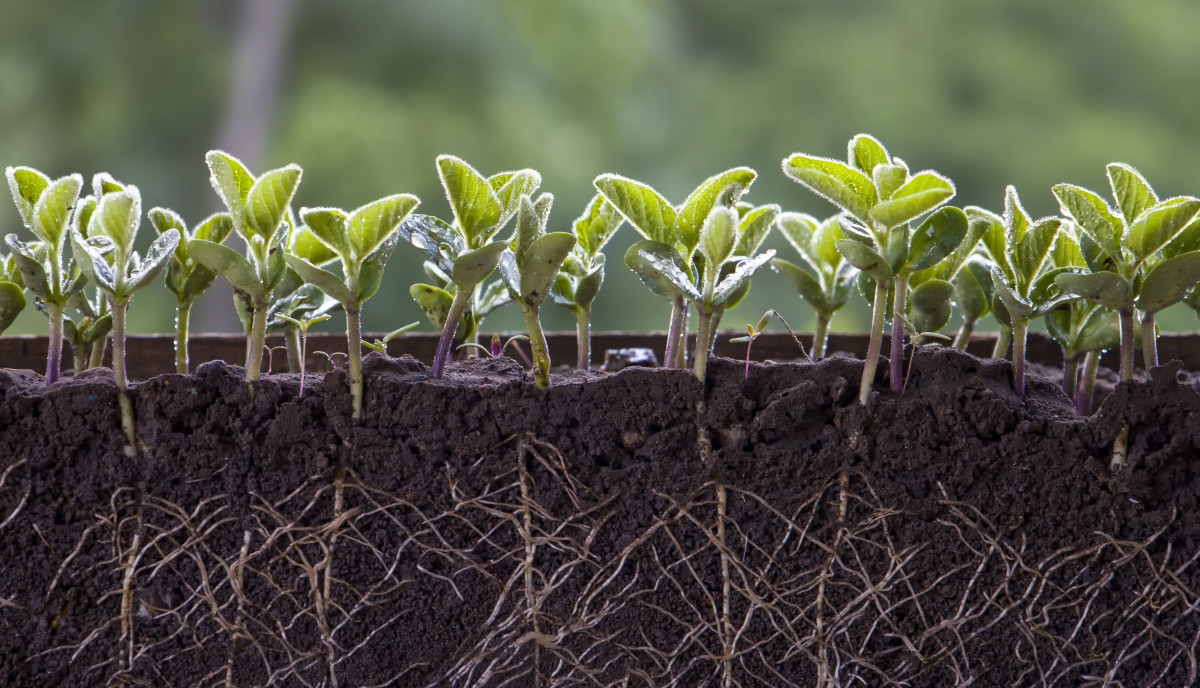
[2,348,1199,687]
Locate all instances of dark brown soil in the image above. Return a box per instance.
[2,347,1199,687]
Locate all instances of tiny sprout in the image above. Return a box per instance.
[728,309,808,381]
[772,212,858,359]
[551,193,623,369]
[457,333,530,359]
[275,312,332,398]
[361,321,420,354]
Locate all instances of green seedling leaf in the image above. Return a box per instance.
[625,239,701,301]
[574,264,604,310]
[188,239,264,298]
[302,208,350,258]
[356,231,403,302]
[1107,163,1157,225]
[92,172,126,198]
[1053,183,1122,260]
[869,171,955,228]
[32,174,84,247]
[574,193,623,256]
[5,236,49,298]
[347,193,420,261]
[7,166,50,228]
[712,250,776,306]
[1015,218,1062,288]
[72,195,97,238]
[0,281,26,334]
[699,206,738,280]
[438,155,502,245]
[849,134,889,175]
[519,232,577,306]
[676,167,756,252]
[1055,271,1130,310]
[734,204,779,257]
[1126,197,1200,263]
[282,254,352,304]
[782,153,877,222]
[837,216,873,243]
[776,212,821,270]
[124,229,181,295]
[490,169,542,225]
[836,238,892,282]
[888,224,910,274]
[69,232,117,292]
[88,190,139,251]
[772,258,831,313]
[512,194,546,266]
[954,257,993,322]
[909,278,955,333]
[149,207,186,237]
[411,283,454,329]
[452,240,508,289]
[245,165,302,240]
[908,206,969,272]
[991,267,1034,319]
[289,225,337,266]
[206,151,254,226]
[871,163,908,201]
[195,212,234,244]
[593,174,677,245]
[1135,250,1200,313]
[396,213,460,273]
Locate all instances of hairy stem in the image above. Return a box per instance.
[1119,306,1135,382]
[432,287,472,379]
[1076,349,1100,415]
[175,300,192,375]
[245,300,269,385]
[1062,349,1081,401]
[73,336,87,374]
[812,312,831,360]
[522,303,552,388]
[89,335,107,370]
[663,295,686,369]
[953,317,975,350]
[346,303,364,420]
[992,325,1012,360]
[112,298,137,457]
[693,305,714,382]
[285,324,302,374]
[890,273,910,393]
[1140,310,1157,371]
[676,300,689,369]
[1012,318,1029,397]
[46,301,65,383]
[858,280,889,404]
[574,306,591,370]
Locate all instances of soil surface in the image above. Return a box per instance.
[2,348,1200,687]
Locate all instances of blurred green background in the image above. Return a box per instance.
[4,0,1200,338]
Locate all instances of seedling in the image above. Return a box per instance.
[285,193,421,419]
[457,333,530,359]
[5,167,90,382]
[267,221,343,372]
[274,312,330,398]
[0,250,27,336]
[1053,163,1200,378]
[594,167,757,369]
[396,155,539,378]
[64,288,112,373]
[70,174,180,456]
[409,265,511,356]
[973,187,1071,397]
[551,193,624,369]
[497,193,577,388]
[728,309,807,381]
[782,134,956,404]
[771,213,857,359]
[147,208,233,373]
[949,256,995,349]
[188,150,302,386]
[361,322,420,353]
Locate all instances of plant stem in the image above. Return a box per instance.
[663,295,686,369]
[812,313,831,360]
[346,303,364,421]
[73,337,87,374]
[1140,310,1157,371]
[245,300,269,384]
[89,336,107,370]
[953,318,975,350]
[992,326,1012,360]
[112,298,137,457]
[889,274,910,393]
[693,305,714,382]
[522,304,552,388]
[858,280,889,405]
[285,324,302,374]
[574,306,591,370]
[432,287,472,379]
[46,301,65,383]
[1062,350,1081,401]
[175,301,191,374]
[1012,319,1028,397]
[1076,349,1099,415]
[1118,306,1135,382]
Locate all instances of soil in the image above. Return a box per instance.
[2,346,1199,687]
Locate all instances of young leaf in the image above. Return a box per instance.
[1107,163,1157,224]
[302,208,350,258]
[991,268,1034,319]
[519,233,577,305]
[872,163,908,201]
[437,155,503,244]
[411,283,454,329]
[868,171,955,228]
[712,250,776,306]
[188,239,265,298]
[149,207,187,236]
[776,212,820,270]
[849,134,890,175]
[245,165,302,239]
[772,258,831,312]
[954,257,993,322]
[1053,184,1122,259]
[0,281,26,334]
[124,230,181,295]
[593,174,677,245]
[4,236,49,297]
[781,153,876,222]
[32,174,84,247]
[699,206,738,279]
[676,168,756,252]
[284,254,353,304]
[490,169,542,224]
[1135,250,1200,313]
[836,238,892,282]
[346,193,420,261]
[69,232,117,291]
[734,204,779,257]
[909,278,955,333]
[574,264,604,310]
[908,206,969,271]
[7,166,50,227]
[1054,271,1130,310]
[625,239,701,301]
[88,190,138,251]
[205,151,254,225]
[194,213,234,244]
[1126,197,1200,263]
[1015,218,1062,288]
[451,240,508,288]
[574,193,623,256]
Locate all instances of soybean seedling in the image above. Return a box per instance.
[457,333,530,359]
[497,193,577,388]
[64,288,112,373]
[5,167,90,382]
[285,193,420,420]
[396,155,540,379]
[771,213,857,359]
[729,309,808,381]
[409,262,511,356]
[361,322,420,354]
[274,312,330,398]
[266,220,343,372]
[147,208,233,374]
[973,186,1071,397]
[70,174,180,456]
[188,150,302,386]
[0,249,26,336]
[782,134,956,404]
[551,193,624,369]
[949,255,995,349]
[594,167,757,369]
[1053,163,1200,378]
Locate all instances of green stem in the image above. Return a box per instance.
[859,281,889,405]
[676,300,689,369]
[1076,349,1099,415]
[46,301,65,383]
[694,305,714,382]
[245,300,268,384]
[73,336,87,374]
[992,326,1012,360]
[432,287,472,379]
[346,303,364,421]
[88,337,107,370]
[175,301,191,375]
[285,325,303,374]
[1140,310,1157,371]
[1062,350,1081,402]
[890,273,910,393]
[575,306,591,370]
[812,313,831,360]
[663,296,686,369]
[953,318,975,350]
[1118,306,1135,382]
[1012,319,1028,397]
[522,304,552,388]
[112,297,137,457]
